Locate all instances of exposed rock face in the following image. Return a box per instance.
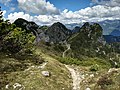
[46,22,72,43]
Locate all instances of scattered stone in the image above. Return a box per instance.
[5,55,8,57]
[31,66,35,68]
[41,71,50,77]
[90,74,94,78]
[96,72,98,75]
[31,72,34,75]
[13,83,22,89]
[108,68,118,73]
[85,87,91,90]
[5,84,9,89]
[38,62,48,69]
[81,75,85,79]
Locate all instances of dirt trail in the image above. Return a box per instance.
[65,65,82,90]
[62,43,70,58]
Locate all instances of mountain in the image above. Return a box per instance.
[14,18,47,42]
[65,20,120,36]
[103,35,120,43]
[14,18,39,36]
[65,23,83,30]
[99,20,120,35]
[110,30,120,36]
[72,26,80,33]
[46,22,72,43]
[69,22,104,58]
[14,19,72,44]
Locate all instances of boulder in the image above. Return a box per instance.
[41,71,50,77]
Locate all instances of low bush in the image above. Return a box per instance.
[97,75,113,89]
[90,64,99,71]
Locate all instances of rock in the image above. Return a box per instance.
[5,84,9,89]
[81,74,85,79]
[90,74,94,78]
[13,83,22,89]
[85,87,91,90]
[38,62,48,69]
[41,71,50,77]
[108,68,118,73]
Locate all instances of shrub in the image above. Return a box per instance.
[97,75,113,89]
[58,57,81,65]
[90,64,99,71]
[2,27,35,54]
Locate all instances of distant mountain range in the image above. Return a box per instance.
[99,20,120,36]
[65,20,120,36]
[14,18,120,43]
[103,35,120,43]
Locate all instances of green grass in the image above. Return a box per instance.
[0,50,72,90]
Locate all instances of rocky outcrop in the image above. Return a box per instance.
[14,18,41,43]
[14,18,39,35]
[46,22,72,43]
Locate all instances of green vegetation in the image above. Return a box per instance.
[3,27,35,53]
[0,6,120,90]
[0,8,35,55]
[58,57,111,70]
[0,49,72,90]
[90,64,99,71]
[0,8,72,90]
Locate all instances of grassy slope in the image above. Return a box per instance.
[0,49,72,90]
[79,67,120,90]
[1,46,120,90]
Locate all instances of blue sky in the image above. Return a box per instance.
[0,0,92,17]
[0,0,120,25]
[46,0,92,11]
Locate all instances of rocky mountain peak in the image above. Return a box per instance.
[46,22,71,43]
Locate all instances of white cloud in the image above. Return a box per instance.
[61,5,120,23]
[92,0,120,7]
[7,4,120,25]
[17,0,60,15]
[8,12,33,23]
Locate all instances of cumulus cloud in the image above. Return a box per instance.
[7,1,120,25]
[61,5,120,23]
[17,0,60,15]
[8,12,33,23]
[92,0,120,7]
